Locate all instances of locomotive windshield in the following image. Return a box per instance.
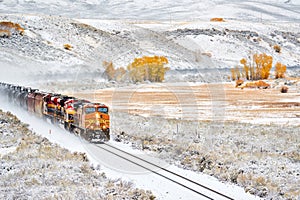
[85,107,108,114]
[85,107,96,114]
[98,107,108,114]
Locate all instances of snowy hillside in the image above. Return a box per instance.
[0,14,299,84]
[0,0,300,84]
[1,1,300,200]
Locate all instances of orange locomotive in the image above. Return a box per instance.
[64,100,110,141]
[0,82,110,142]
[43,94,110,142]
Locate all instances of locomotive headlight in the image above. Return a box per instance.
[102,125,106,130]
[96,113,100,119]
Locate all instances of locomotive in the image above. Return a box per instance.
[0,82,110,142]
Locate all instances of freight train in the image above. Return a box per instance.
[0,82,110,142]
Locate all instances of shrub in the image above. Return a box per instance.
[115,67,127,82]
[231,53,286,80]
[201,52,212,57]
[0,29,11,38]
[63,44,73,50]
[210,18,225,22]
[280,86,288,93]
[238,80,270,89]
[240,58,250,80]
[275,62,286,79]
[231,68,237,81]
[254,176,267,186]
[231,66,241,81]
[103,61,116,81]
[232,53,273,81]
[256,80,270,89]
[253,53,273,79]
[235,79,244,87]
[0,21,24,35]
[273,45,281,53]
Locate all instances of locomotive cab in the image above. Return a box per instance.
[75,103,110,142]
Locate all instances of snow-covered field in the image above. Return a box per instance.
[0,97,261,200]
[0,0,300,199]
[0,109,155,199]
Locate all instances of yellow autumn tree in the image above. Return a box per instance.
[103,61,116,81]
[253,53,273,80]
[230,68,236,81]
[240,58,250,80]
[103,56,170,83]
[127,56,169,83]
[231,53,275,81]
[275,62,286,79]
[230,66,242,81]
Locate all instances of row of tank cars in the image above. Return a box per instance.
[0,82,110,142]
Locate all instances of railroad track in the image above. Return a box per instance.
[96,143,235,200]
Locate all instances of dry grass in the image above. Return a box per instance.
[201,52,212,57]
[111,109,299,199]
[254,176,267,186]
[273,45,281,53]
[65,80,300,199]
[239,80,270,89]
[63,43,73,50]
[275,62,287,79]
[0,110,156,199]
[0,21,24,35]
[210,18,225,22]
[0,29,11,37]
[235,79,244,87]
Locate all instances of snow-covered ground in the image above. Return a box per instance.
[0,97,261,200]
[1,0,300,199]
[0,109,155,199]
[1,1,300,84]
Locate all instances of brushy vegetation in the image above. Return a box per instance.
[273,45,281,53]
[0,21,24,37]
[231,53,287,81]
[104,61,127,82]
[253,53,273,79]
[210,18,225,22]
[0,29,11,37]
[112,112,300,200]
[280,85,289,93]
[0,110,155,199]
[63,44,73,50]
[236,80,270,89]
[275,62,287,79]
[104,56,170,83]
